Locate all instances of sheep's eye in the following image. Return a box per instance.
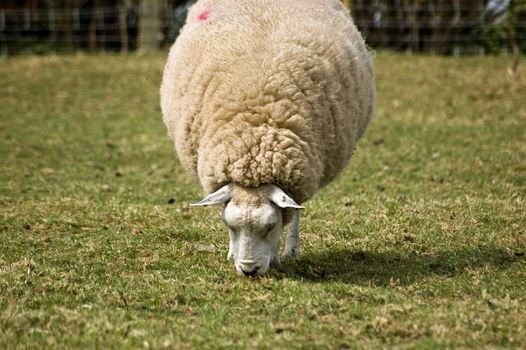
[267,224,275,232]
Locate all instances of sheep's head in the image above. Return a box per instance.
[191,184,303,277]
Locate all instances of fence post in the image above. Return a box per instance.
[24,9,31,31]
[118,4,129,53]
[508,1,520,74]
[0,10,6,57]
[63,3,74,52]
[87,4,97,51]
[409,0,421,53]
[138,0,162,53]
[97,7,105,50]
[73,8,80,31]
[49,8,57,53]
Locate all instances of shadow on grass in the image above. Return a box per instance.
[278,246,523,286]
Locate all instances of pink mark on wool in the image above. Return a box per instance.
[198,11,210,21]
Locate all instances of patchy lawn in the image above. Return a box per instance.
[0,53,525,349]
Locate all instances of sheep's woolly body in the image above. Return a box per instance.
[161,0,375,203]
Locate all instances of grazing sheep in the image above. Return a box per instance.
[161,0,375,276]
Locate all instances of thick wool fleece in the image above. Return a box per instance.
[161,0,375,203]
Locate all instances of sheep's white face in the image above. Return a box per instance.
[191,184,303,277]
[222,201,282,276]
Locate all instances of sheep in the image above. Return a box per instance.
[160,0,375,276]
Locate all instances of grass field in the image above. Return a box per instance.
[1,53,525,349]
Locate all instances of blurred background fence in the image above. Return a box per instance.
[1,0,525,56]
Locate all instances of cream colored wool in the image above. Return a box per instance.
[161,0,375,203]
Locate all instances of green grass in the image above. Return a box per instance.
[0,52,525,349]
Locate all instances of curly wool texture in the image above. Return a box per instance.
[161,0,375,203]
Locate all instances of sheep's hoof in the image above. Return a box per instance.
[270,256,282,268]
[282,247,300,259]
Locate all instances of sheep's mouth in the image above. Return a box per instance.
[240,266,262,277]
[236,261,269,277]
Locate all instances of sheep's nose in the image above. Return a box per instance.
[239,264,261,276]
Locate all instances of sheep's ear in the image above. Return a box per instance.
[268,185,304,209]
[190,184,232,207]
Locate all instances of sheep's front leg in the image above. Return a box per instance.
[282,209,301,258]
[227,230,236,261]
